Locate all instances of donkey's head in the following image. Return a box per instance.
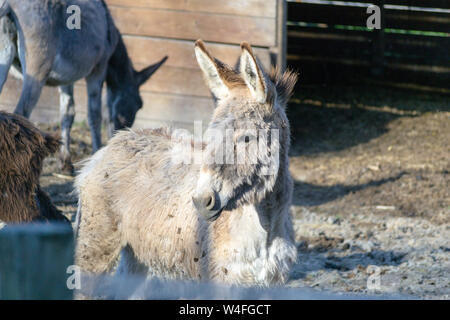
[192,40,297,221]
[107,55,168,131]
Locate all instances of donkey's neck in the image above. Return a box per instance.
[208,153,294,284]
[215,148,291,241]
[105,36,135,90]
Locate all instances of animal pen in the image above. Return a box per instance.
[287,0,449,91]
[0,0,449,300]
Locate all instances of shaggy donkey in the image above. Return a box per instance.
[0,111,70,224]
[0,0,167,173]
[75,40,298,286]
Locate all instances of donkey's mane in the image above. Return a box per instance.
[269,67,298,106]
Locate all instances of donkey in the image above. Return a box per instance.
[75,40,298,286]
[0,111,70,225]
[0,0,167,173]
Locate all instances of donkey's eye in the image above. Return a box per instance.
[244,136,250,143]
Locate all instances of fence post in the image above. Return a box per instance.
[0,223,74,299]
[372,0,385,76]
[274,0,287,71]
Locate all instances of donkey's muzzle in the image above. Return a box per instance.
[192,193,222,222]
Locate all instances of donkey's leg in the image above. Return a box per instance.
[75,192,122,273]
[0,19,15,93]
[86,69,106,152]
[14,75,45,118]
[13,40,49,118]
[58,84,76,174]
[116,245,148,276]
[14,23,53,118]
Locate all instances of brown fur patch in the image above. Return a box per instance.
[0,111,69,224]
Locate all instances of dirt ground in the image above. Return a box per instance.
[39,84,449,299]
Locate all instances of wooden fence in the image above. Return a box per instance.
[0,0,285,129]
[287,0,450,92]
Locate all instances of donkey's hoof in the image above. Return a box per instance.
[60,160,75,176]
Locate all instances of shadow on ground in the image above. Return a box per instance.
[287,84,448,157]
[291,246,407,280]
[292,172,406,207]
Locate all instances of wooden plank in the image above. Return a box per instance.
[288,0,450,8]
[372,0,386,76]
[123,37,272,70]
[109,7,276,47]
[106,0,277,18]
[288,31,372,59]
[0,224,74,300]
[134,92,214,124]
[275,0,287,70]
[0,77,88,111]
[137,65,209,96]
[287,3,373,27]
[384,0,450,8]
[384,9,450,32]
[288,26,450,65]
[1,76,215,127]
[287,55,450,87]
[287,2,450,32]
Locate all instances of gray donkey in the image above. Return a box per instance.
[75,40,298,286]
[0,0,167,173]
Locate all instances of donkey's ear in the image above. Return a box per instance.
[136,56,168,86]
[195,40,229,100]
[239,42,266,102]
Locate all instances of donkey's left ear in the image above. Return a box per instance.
[136,55,168,86]
[239,42,267,102]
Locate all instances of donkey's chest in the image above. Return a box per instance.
[208,205,277,283]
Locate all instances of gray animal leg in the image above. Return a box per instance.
[14,75,44,118]
[58,84,75,174]
[86,72,106,152]
[0,18,16,92]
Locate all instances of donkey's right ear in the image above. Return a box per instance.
[195,40,229,100]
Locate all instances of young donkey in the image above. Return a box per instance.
[75,40,298,285]
[0,0,167,173]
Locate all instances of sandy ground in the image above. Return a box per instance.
[38,85,449,299]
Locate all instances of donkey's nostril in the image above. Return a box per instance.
[193,193,215,211]
[206,195,214,210]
